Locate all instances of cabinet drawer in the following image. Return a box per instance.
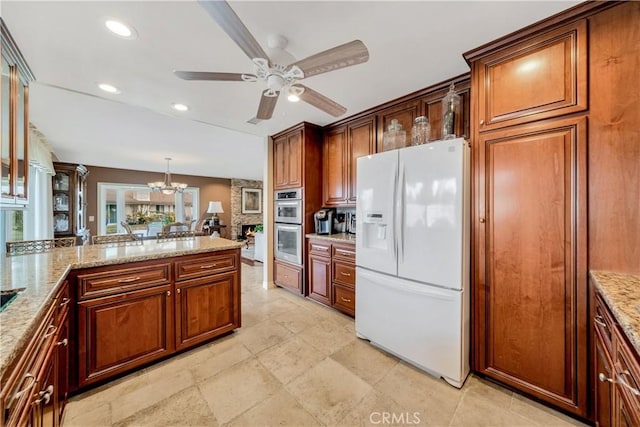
[332,244,355,262]
[78,263,171,300]
[274,261,302,293]
[332,284,355,317]
[175,252,237,281]
[615,328,640,411]
[309,240,331,257]
[333,261,355,287]
[595,293,616,354]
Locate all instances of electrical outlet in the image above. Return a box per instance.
[89,216,95,222]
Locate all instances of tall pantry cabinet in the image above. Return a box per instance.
[465,14,589,417]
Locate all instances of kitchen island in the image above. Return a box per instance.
[0,237,243,426]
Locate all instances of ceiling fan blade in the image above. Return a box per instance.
[290,40,369,78]
[198,0,270,61]
[256,90,279,120]
[174,71,252,81]
[297,85,347,117]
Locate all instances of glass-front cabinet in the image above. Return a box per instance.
[53,163,89,244]
[1,19,34,207]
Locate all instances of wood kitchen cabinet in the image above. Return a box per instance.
[307,238,356,317]
[0,281,70,427]
[52,163,89,245]
[323,116,376,207]
[593,288,640,427]
[472,20,587,132]
[174,251,240,351]
[471,116,587,415]
[376,100,419,152]
[72,250,241,389]
[308,240,331,305]
[1,19,34,207]
[273,129,302,190]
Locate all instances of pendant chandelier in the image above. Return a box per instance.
[148,157,188,195]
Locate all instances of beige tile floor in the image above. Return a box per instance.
[63,264,587,427]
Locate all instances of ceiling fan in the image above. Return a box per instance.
[175,0,370,121]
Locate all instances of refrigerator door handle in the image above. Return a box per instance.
[392,161,398,260]
[398,161,406,264]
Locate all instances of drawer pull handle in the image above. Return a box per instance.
[599,373,614,383]
[594,315,607,328]
[36,385,54,405]
[340,272,352,277]
[200,264,217,269]
[340,297,352,303]
[59,297,70,307]
[618,371,640,396]
[57,338,68,347]
[43,325,58,339]
[11,373,36,404]
[118,276,140,283]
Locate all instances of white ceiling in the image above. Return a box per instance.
[1,0,580,180]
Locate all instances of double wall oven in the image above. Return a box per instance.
[274,188,303,265]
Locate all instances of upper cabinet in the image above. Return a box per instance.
[323,116,376,207]
[1,19,35,207]
[472,20,587,132]
[273,128,303,190]
[376,100,420,152]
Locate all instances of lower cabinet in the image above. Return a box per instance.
[593,288,640,426]
[175,271,239,351]
[274,259,303,294]
[73,249,241,390]
[0,281,70,427]
[77,284,174,387]
[307,238,356,316]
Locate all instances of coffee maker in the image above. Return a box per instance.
[314,208,335,235]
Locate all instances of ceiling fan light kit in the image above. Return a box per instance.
[174,0,370,121]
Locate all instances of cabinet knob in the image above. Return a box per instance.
[166,290,171,296]
[594,315,607,328]
[57,338,68,347]
[479,218,486,223]
[177,288,181,294]
[480,119,484,125]
[598,373,614,383]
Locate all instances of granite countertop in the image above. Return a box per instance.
[0,236,243,378]
[306,233,356,245]
[591,270,640,355]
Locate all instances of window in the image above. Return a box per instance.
[97,183,199,236]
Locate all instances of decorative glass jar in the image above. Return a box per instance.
[383,119,406,151]
[441,83,461,140]
[411,116,431,145]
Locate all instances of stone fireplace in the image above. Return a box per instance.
[237,224,261,240]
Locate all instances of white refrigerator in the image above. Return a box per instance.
[355,138,470,388]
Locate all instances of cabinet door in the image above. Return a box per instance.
[615,386,640,427]
[422,88,470,141]
[323,126,347,206]
[473,117,587,415]
[286,130,303,188]
[476,20,587,132]
[347,116,376,204]
[273,135,288,190]
[77,284,174,387]
[308,253,331,305]
[376,100,420,152]
[175,272,239,351]
[595,329,614,427]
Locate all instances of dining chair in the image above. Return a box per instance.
[92,234,142,246]
[162,222,190,233]
[6,237,77,256]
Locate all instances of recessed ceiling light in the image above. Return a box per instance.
[105,19,137,39]
[172,103,189,112]
[98,83,121,94]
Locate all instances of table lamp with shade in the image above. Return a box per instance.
[207,201,224,226]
